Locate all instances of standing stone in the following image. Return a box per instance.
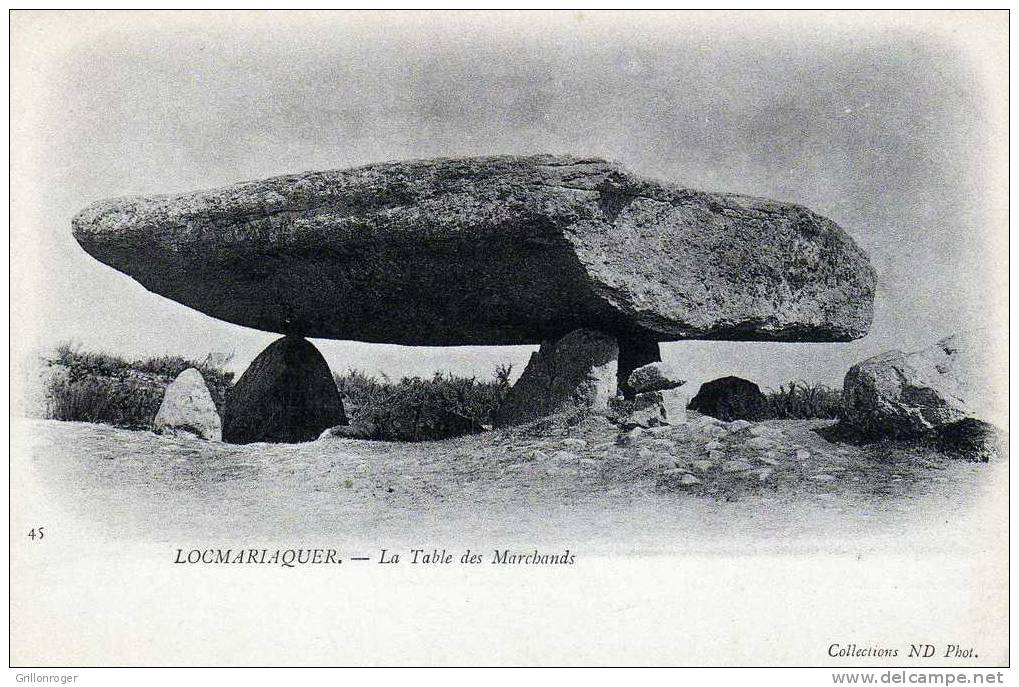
[688,376,767,421]
[223,336,346,444]
[153,368,222,441]
[494,329,618,428]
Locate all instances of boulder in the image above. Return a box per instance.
[153,368,222,440]
[841,333,995,439]
[628,362,685,393]
[609,387,688,428]
[223,336,346,444]
[73,155,876,352]
[494,329,617,428]
[687,376,767,421]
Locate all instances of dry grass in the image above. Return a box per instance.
[334,365,513,441]
[44,342,235,429]
[763,381,842,420]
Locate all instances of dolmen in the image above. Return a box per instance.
[72,154,876,441]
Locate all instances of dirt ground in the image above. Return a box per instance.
[14,412,1006,557]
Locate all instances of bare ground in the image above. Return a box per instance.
[14,413,1006,556]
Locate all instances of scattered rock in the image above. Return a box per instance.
[722,459,754,473]
[756,468,774,482]
[615,428,645,446]
[709,450,725,461]
[627,362,685,393]
[648,438,676,452]
[653,452,677,467]
[609,386,688,428]
[552,450,580,463]
[495,329,618,427]
[319,424,376,440]
[645,424,681,436]
[746,436,773,450]
[698,424,727,438]
[705,440,723,451]
[750,425,782,438]
[223,336,346,444]
[758,454,779,466]
[810,474,836,482]
[728,420,752,432]
[562,438,588,450]
[692,460,714,473]
[795,449,811,461]
[687,376,767,421]
[153,368,222,441]
[678,474,702,486]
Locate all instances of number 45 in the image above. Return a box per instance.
[28,527,44,541]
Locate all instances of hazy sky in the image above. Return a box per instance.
[11,11,1008,394]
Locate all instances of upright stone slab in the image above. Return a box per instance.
[154,367,222,441]
[223,336,347,444]
[494,329,618,428]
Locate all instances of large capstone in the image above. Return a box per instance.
[222,336,346,444]
[494,329,618,428]
[72,155,876,347]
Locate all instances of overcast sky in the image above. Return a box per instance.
[11,11,1008,395]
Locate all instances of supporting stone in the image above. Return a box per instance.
[494,329,618,428]
[223,336,347,444]
[616,336,662,399]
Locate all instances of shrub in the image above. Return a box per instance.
[44,342,235,429]
[334,365,513,441]
[763,380,842,420]
[46,375,164,429]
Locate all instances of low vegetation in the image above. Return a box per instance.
[334,365,513,442]
[40,340,843,441]
[44,342,235,429]
[762,381,842,420]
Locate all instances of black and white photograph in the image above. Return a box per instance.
[8,9,1010,673]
